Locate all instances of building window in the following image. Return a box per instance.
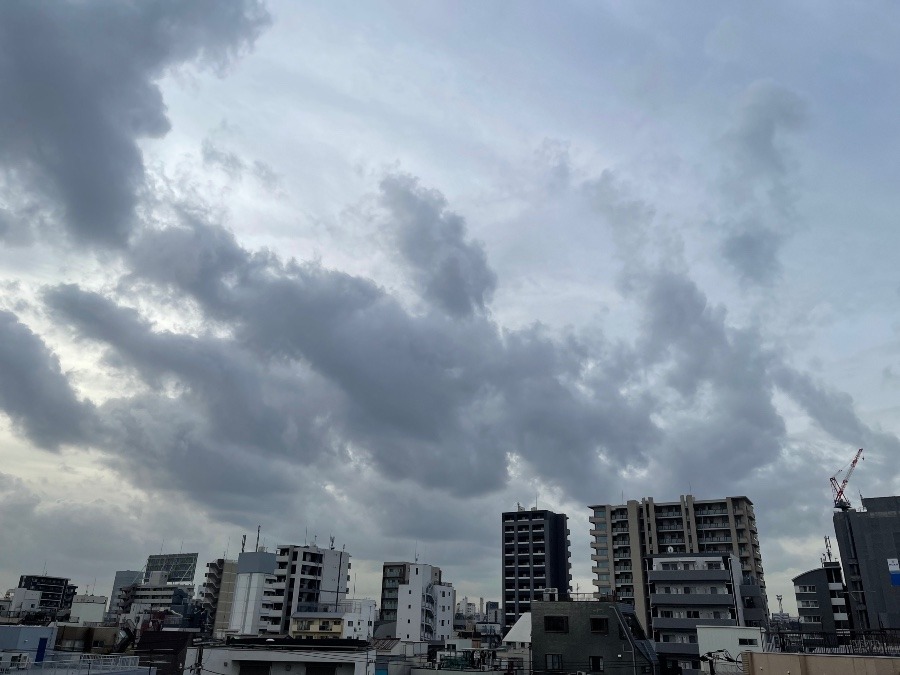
[545,654,563,671]
[799,600,819,608]
[590,617,609,634]
[544,616,569,632]
[738,638,758,646]
[796,585,816,593]
[588,656,604,673]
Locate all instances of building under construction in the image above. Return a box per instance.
[833,496,900,629]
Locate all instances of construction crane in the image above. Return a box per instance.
[830,448,864,511]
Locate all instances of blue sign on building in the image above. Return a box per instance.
[888,558,900,587]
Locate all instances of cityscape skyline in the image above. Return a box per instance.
[2,0,900,633]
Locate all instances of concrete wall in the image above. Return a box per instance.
[188,645,375,675]
[745,651,900,674]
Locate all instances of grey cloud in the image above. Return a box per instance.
[379,174,497,317]
[44,284,343,482]
[721,226,783,284]
[631,271,786,488]
[773,366,900,456]
[202,139,247,179]
[718,81,808,284]
[0,0,269,245]
[0,310,91,449]
[122,205,661,501]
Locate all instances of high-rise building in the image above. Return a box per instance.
[380,562,455,641]
[274,544,350,633]
[833,495,900,629]
[17,575,77,614]
[588,495,767,631]
[108,570,142,615]
[201,558,238,637]
[793,560,852,633]
[228,550,279,635]
[501,506,572,629]
[144,553,198,585]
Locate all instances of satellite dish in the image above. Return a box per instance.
[667,546,674,553]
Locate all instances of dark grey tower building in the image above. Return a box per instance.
[502,506,571,629]
[792,561,852,633]
[833,496,900,629]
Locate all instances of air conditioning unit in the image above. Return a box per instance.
[543,588,558,601]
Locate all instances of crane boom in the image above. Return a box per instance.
[831,448,863,510]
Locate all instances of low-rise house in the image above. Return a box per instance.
[530,597,658,675]
[290,600,377,641]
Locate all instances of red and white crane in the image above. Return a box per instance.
[830,448,864,510]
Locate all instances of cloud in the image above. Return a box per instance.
[717,81,808,284]
[0,0,270,246]
[0,311,92,449]
[378,174,497,317]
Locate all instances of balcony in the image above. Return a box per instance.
[650,593,737,606]
[649,570,732,582]
[654,641,700,656]
[653,617,735,630]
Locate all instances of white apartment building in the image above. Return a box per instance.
[228,544,352,636]
[274,544,351,633]
[228,550,280,635]
[383,563,455,642]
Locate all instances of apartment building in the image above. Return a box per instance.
[588,495,767,630]
[380,562,455,641]
[274,544,350,633]
[228,550,280,635]
[502,507,572,628]
[646,553,759,674]
[201,558,238,637]
[793,561,852,633]
[17,575,77,614]
[289,599,377,640]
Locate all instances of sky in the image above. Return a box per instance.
[1,0,900,616]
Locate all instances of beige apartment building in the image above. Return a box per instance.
[588,495,767,631]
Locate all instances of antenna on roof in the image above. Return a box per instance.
[255,525,261,551]
[825,536,833,562]
[305,526,308,546]
[414,541,419,563]
[330,536,335,550]
[241,535,246,553]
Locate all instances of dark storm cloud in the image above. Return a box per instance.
[0,0,269,245]
[0,310,91,449]
[718,81,807,284]
[378,174,497,317]
[117,192,659,500]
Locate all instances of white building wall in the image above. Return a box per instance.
[341,600,377,640]
[187,646,374,675]
[10,589,41,612]
[229,573,270,635]
[394,564,455,641]
[696,625,764,673]
[68,595,107,625]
